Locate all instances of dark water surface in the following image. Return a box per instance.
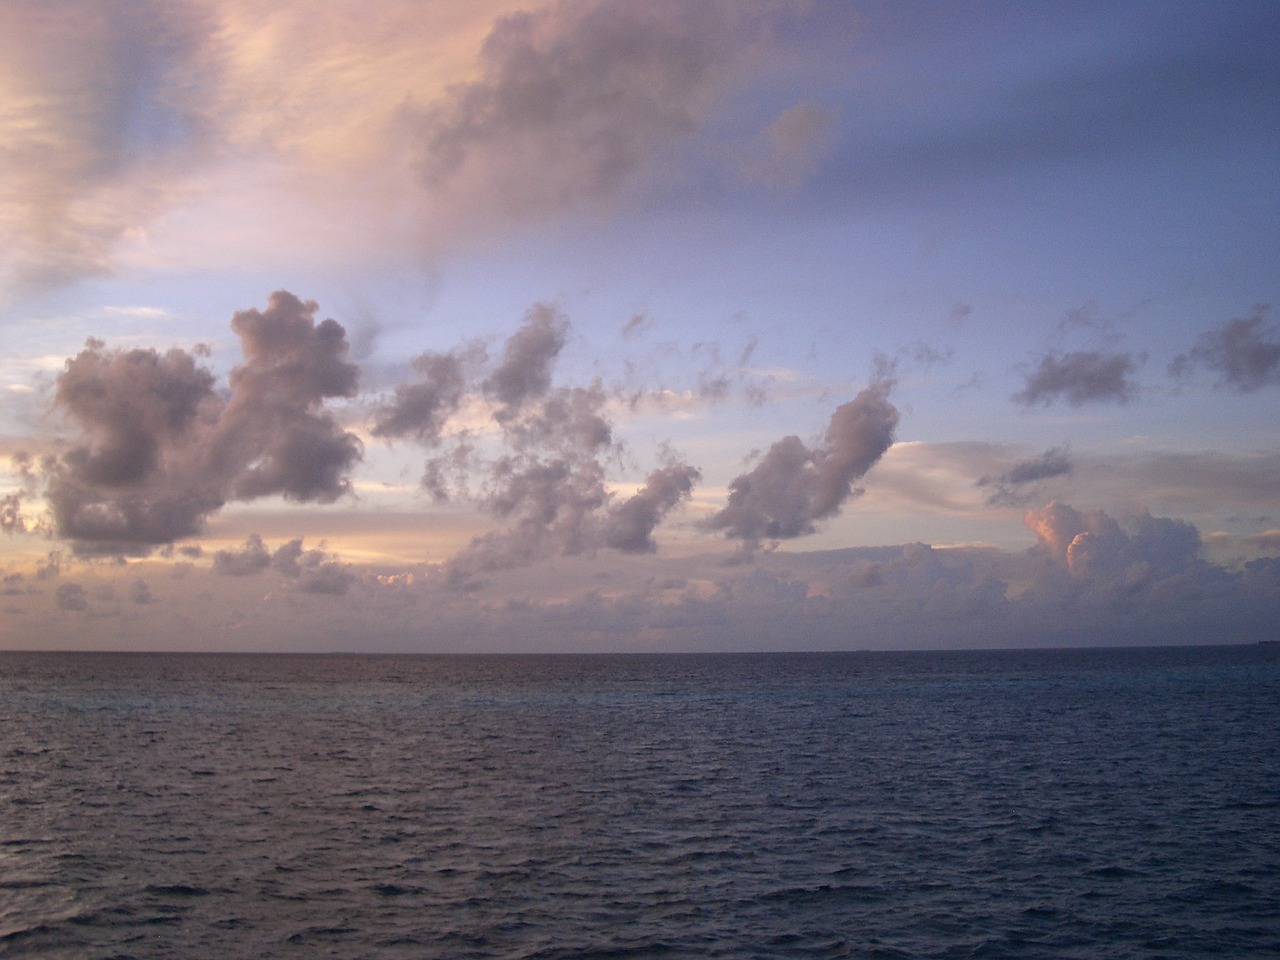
[1,646,1278,958]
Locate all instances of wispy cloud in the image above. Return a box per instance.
[977,446,1073,506]
[403,0,780,223]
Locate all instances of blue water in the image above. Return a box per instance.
[1,645,1278,958]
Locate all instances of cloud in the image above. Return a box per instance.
[213,532,354,595]
[55,581,88,612]
[483,304,569,414]
[0,0,213,292]
[1244,530,1280,553]
[1024,500,1200,580]
[441,379,623,585]
[1,492,25,534]
[295,561,355,596]
[371,351,468,445]
[741,101,840,190]
[620,313,654,340]
[39,291,363,554]
[212,534,271,576]
[222,291,363,502]
[404,0,775,221]
[603,462,701,554]
[271,537,354,594]
[705,381,898,546]
[1014,350,1137,406]
[1170,304,1280,392]
[978,446,1073,506]
[26,294,709,573]
[130,578,152,605]
[406,309,704,587]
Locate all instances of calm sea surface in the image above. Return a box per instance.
[1,645,1277,959]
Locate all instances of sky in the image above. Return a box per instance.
[1,0,1278,652]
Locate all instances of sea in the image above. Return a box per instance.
[1,645,1277,959]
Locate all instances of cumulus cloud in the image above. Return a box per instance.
[604,462,701,554]
[1170,305,1280,392]
[706,382,898,546]
[1024,500,1200,580]
[271,537,353,594]
[212,534,271,576]
[1014,351,1137,406]
[213,532,353,595]
[367,499,1273,650]
[408,310,703,588]
[442,372,620,586]
[39,291,362,554]
[483,304,569,414]
[295,561,355,596]
[221,291,363,502]
[28,294,709,573]
[371,351,468,445]
[978,446,1073,506]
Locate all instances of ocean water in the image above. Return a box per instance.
[1,645,1277,959]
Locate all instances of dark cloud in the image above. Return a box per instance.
[706,382,898,545]
[423,309,701,587]
[38,291,363,554]
[604,462,701,554]
[1014,350,1137,406]
[452,379,621,572]
[1170,304,1280,392]
[44,339,223,552]
[371,351,467,445]
[978,446,1073,506]
[444,458,611,588]
[1003,447,1073,486]
[407,0,771,219]
[483,304,569,415]
[221,291,363,503]
[55,581,87,612]
[295,561,355,596]
[212,533,353,595]
[212,534,271,576]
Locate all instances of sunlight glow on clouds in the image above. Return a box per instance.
[1,0,1278,650]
